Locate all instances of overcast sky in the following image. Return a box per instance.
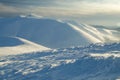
[0,0,120,26]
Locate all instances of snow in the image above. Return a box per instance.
[0,37,50,56]
[68,23,102,43]
[69,23,120,43]
[0,16,120,80]
[0,16,119,48]
[0,61,12,66]
[90,53,120,58]
[20,14,43,19]
[0,43,120,80]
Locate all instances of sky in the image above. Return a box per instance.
[0,0,120,26]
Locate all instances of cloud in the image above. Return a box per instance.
[0,3,29,16]
[1,0,120,17]
[0,0,120,26]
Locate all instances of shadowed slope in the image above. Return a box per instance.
[0,36,24,47]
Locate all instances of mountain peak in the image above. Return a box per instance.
[19,14,43,19]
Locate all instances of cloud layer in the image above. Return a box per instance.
[0,0,120,26]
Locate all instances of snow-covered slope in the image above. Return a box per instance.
[0,37,50,56]
[69,23,120,43]
[0,43,120,80]
[0,16,120,80]
[0,16,119,48]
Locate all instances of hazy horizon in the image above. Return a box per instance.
[0,0,120,26]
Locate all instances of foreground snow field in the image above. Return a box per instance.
[0,16,120,80]
[0,43,120,80]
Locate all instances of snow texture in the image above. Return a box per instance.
[0,16,119,48]
[0,43,120,80]
[0,16,120,80]
[0,37,50,56]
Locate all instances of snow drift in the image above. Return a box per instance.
[0,36,49,56]
[0,43,120,80]
[0,16,119,48]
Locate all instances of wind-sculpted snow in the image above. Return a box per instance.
[68,23,120,43]
[0,43,120,80]
[0,37,50,56]
[0,16,119,48]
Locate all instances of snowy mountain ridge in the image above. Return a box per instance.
[68,23,119,43]
[0,16,119,48]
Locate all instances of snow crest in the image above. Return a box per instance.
[0,37,50,56]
